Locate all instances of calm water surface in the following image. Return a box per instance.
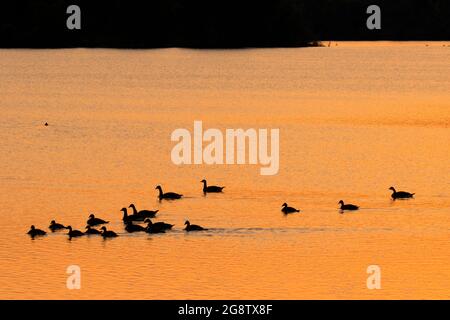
[0,42,449,299]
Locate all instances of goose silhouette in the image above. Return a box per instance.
[145,222,167,234]
[155,185,183,200]
[144,218,174,232]
[125,220,146,233]
[128,204,158,218]
[100,226,118,238]
[27,225,46,237]
[85,225,102,235]
[201,179,225,194]
[49,220,67,232]
[389,187,415,200]
[87,214,109,226]
[121,207,144,223]
[338,200,359,211]
[281,203,300,214]
[67,226,84,238]
[184,220,207,232]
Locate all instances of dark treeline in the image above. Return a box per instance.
[0,0,449,48]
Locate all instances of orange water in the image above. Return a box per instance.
[0,42,449,299]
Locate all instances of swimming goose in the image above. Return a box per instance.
[87,214,109,226]
[121,207,144,223]
[155,185,183,200]
[67,226,84,238]
[389,187,415,200]
[145,223,166,234]
[49,220,67,232]
[125,220,147,233]
[144,218,174,232]
[184,220,207,232]
[128,204,158,218]
[85,225,102,235]
[338,200,359,211]
[27,225,47,237]
[100,226,118,238]
[201,179,225,194]
[281,203,300,214]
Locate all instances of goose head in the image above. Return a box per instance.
[88,214,95,219]
[155,185,162,190]
[67,226,73,231]
[282,203,288,207]
[128,204,136,209]
[389,187,396,192]
[144,218,152,224]
[50,220,56,225]
[338,200,344,205]
[120,208,127,214]
[30,225,36,230]
[100,226,107,232]
[184,220,190,226]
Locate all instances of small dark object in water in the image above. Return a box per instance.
[27,225,47,238]
[49,220,67,232]
[281,203,300,214]
[85,225,102,235]
[101,226,118,238]
[389,187,415,200]
[128,203,158,218]
[87,214,109,226]
[121,207,144,223]
[125,221,147,233]
[184,220,207,232]
[155,185,183,200]
[67,226,84,238]
[201,179,225,194]
[144,218,174,232]
[338,200,359,211]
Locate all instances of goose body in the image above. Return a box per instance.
[85,226,102,235]
[145,224,166,234]
[156,185,183,200]
[49,220,67,232]
[27,225,47,237]
[389,187,414,200]
[281,203,300,214]
[101,226,118,238]
[125,221,146,233]
[338,200,359,211]
[87,214,109,226]
[184,220,207,232]
[121,208,144,223]
[201,179,225,193]
[128,204,158,218]
[144,218,174,232]
[67,226,84,238]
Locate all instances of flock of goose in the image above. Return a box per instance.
[26,182,415,239]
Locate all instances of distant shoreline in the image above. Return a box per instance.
[0,41,323,50]
[2,1,449,51]
[2,40,450,50]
